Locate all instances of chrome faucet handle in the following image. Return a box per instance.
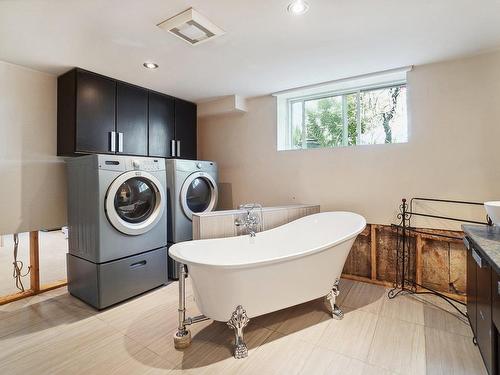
[247,214,259,225]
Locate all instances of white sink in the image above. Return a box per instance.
[485,201,500,225]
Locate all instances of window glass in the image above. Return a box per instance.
[304,96,343,148]
[291,101,303,149]
[360,86,408,145]
[278,82,407,151]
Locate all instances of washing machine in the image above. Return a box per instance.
[65,154,168,308]
[166,159,218,278]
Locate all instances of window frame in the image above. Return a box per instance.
[279,79,408,151]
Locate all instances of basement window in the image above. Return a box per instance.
[275,68,410,151]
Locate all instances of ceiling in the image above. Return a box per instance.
[1,0,500,102]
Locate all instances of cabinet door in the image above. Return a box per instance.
[476,253,493,375]
[492,270,500,329]
[467,245,478,337]
[174,99,197,160]
[76,70,116,153]
[116,83,148,156]
[148,92,175,158]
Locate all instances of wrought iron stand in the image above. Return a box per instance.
[388,197,492,318]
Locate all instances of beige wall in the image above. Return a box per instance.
[199,51,500,230]
[0,61,66,235]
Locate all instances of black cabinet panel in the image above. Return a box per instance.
[76,70,116,154]
[467,246,478,337]
[493,271,500,329]
[149,92,175,157]
[116,83,148,156]
[476,257,493,375]
[57,70,77,156]
[58,68,197,158]
[175,99,197,160]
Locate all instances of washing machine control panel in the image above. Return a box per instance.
[126,159,164,172]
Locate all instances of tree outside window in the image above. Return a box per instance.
[291,84,407,149]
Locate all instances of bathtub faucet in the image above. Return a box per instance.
[235,203,262,237]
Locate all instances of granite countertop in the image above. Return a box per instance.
[463,224,500,274]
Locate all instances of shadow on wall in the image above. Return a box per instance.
[216,183,233,210]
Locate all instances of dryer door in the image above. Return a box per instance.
[106,171,165,235]
[180,172,218,220]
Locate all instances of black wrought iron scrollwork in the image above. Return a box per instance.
[387,197,489,318]
[388,198,412,299]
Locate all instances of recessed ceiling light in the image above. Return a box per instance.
[287,0,310,15]
[143,62,159,69]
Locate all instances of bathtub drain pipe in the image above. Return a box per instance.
[174,263,207,349]
[177,262,188,335]
[184,315,209,325]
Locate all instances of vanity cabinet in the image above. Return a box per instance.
[465,237,494,375]
[57,68,197,159]
[467,240,478,337]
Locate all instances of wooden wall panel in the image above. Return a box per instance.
[375,226,398,283]
[421,239,450,291]
[194,205,320,240]
[449,242,467,295]
[343,234,371,278]
[262,210,288,231]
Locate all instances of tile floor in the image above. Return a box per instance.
[0,278,486,375]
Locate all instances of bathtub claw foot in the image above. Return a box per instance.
[326,278,344,320]
[227,305,250,359]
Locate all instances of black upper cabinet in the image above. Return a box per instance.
[116,83,148,156]
[174,98,197,160]
[58,69,116,155]
[148,92,175,158]
[76,71,116,154]
[57,67,197,158]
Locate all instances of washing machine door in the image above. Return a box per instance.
[180,171,218,220]
[105,171,165,236]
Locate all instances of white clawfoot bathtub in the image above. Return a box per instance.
[170,211,366,358]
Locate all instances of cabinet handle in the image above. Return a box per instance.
[171,140,176,157]
[110,131,116,152]
[472,249,483,268]
[129,260,147,269]
[118,132,123,153]
[177,140,181,157]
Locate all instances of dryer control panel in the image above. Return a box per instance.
[128,159,164,172]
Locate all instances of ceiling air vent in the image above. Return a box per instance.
[157,8,225,46]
